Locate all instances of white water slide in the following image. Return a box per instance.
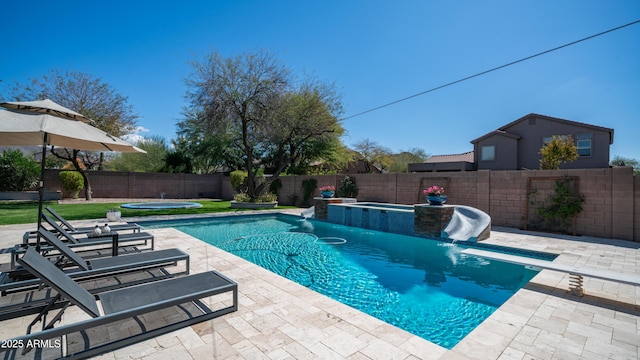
[443,205,491,242]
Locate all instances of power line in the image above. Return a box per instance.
[341,19,640,121]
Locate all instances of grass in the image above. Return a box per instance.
[0,200,298,226]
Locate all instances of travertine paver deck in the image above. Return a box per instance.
[0,211,638,359]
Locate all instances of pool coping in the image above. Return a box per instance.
[0,210,638,359]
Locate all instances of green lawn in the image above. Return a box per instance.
[0,200,298,226]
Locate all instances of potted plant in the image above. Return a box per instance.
[319,185,336,198]
[423,185,447,205]
[106,208,121,222]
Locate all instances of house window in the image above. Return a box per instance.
[543,134,569,145]
[481,145,495,161]
[576,133,592,156]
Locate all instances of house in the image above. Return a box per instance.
[472,113,613,170]
[408,151,474,172]
[409,113,614,172]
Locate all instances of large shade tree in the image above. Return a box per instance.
[4,68,139,199]
[262,79,345,175]
[175,108,245,174]
[181,49,345,199]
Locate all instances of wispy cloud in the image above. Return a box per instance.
[121,126,149,144]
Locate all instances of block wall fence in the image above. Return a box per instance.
[44,167,638,242]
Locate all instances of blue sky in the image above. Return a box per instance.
[1,1,639,161]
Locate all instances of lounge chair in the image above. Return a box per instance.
[45,206,142,234]
[13,215,155,269]
[1,228,190,320]
[26,213,155,250]
[5,247,237,359]
[3,227,189,295]
[23,206,142,241]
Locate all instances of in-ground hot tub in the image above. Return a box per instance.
[120,202,203,209]
[327,202,416,235]
[325,202,491,242]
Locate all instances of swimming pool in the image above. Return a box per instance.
[141,214,541,349]
[121,202,203,209]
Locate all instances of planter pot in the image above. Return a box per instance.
[426,195,447,205]
[230,201,278,209]
[320,191,335,198]
[106,211,121,222]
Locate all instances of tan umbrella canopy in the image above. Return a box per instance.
[0,99,145,152]
[0,99,145,249]
[1,98,92,123]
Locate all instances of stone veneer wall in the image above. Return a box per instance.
[313,197,345,221]
[414,205,455,238]
[45,167,638,241]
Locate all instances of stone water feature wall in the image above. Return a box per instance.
[321,200,477,241]
[414,205,455,238]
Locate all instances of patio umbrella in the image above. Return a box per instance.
[0,99,146,249]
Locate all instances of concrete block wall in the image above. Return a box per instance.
[43,167,638,241]
[635,175,640,241]
[572,168,606,237]
[292,168,637,242]
[489,170,528,229]
[611,167,634,240]
[275,175,339,207]
[44,170,223,199]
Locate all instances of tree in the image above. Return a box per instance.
[5,68,139,200]
[262,79,345,176]
[539,135,578,170]
[181,49,345,199]
[161,149,193,174]
[388,148,429,173]
[353,139,392,173]
[175,108,245,174]
[610,156,639,175]
[109,136,169,172]
[0,149,40,191]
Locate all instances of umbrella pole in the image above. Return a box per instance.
[35,138,48,252]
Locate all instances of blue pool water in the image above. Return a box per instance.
[141,214,540,349]
[121,202,202,209]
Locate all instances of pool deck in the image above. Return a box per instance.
[0,210,638,359]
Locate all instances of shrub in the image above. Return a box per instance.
[337,176,358,198]
[59,171,84,198]
[301,178,317,205]
[256,192,277,203]
[233,191,277,203]
[536,178,585,233]
[230,170,248,192]
[529,177,584,234]
[0,149,40,191]
[233,192,251,202]
[268,178,282,195]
